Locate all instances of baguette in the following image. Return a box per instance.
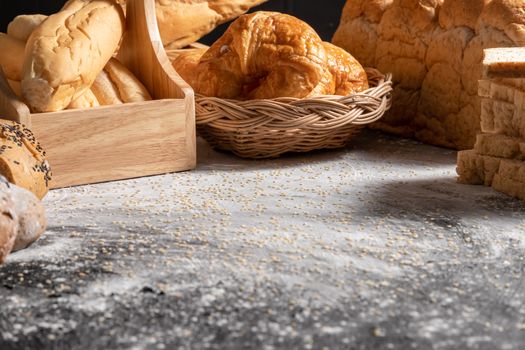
[91,58,152,105]
[91,69,124,105]
[68,89,100,109]
[7,14,47,42]
[22,0,125,112]
[117,0,268,49]
[0,33,25,81]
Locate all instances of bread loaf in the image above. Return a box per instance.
[68,89,100,109]
[0,181,17,264]
[172,12,368,100]
[9,179,46,252]
[0,176,46,263]
[118,0,268,49]
[333,0,525,150]
[69,58,152,108]
[0,120,51,199]
[1,16,148,110]
[0,33,25,81]
[7,14,47,42]
[457,150,501,186]
[22,0,125,112]
[92,58,152,105]
[474,133,525,160]
[323,42,369,95]
[455,47,525,201]
[483,47,525,78]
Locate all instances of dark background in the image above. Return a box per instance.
[0,1,346,42]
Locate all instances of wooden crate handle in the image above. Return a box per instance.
[0,68,31,126]
[118,0,195,103]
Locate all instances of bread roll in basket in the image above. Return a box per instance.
[171,12,393,159]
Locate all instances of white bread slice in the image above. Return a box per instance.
[474,133,525,160]
[492,174,525,200]
[480,97,525,137]
[483,47,525,79]
[456,150,501,186]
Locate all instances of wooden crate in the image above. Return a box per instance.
[0,0,196,189]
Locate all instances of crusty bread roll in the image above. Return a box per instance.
[7,14,47,42]
[0,33,25,81]
[9,179,47,252]
[91,70,124,106]
[117,0,267,49]
[0,183,17,264]
[0,120,51,199]
[68,89,100,110]
[323,42,369,95]
[0,175,46,263]
[172,12,368,100]
[92,58,152,104]
[22,0,125,112]
[69,58,152,109]
[1,15,146,110]
[333,0,525,150]
[170,48,207,83]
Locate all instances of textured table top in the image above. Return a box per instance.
[1,131,525,350]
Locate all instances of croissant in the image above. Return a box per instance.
[172,11,368,100]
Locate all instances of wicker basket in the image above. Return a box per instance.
[195,68,393,159]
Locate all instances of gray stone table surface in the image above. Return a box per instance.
[1,131,525,350]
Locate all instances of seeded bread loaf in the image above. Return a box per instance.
[333,0,525,150]
[22,0,125,112]
[0,120,51,199]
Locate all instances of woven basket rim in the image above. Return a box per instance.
[194,67,393,158]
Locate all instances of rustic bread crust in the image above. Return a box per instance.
[333,0,525,150]
[22,0,125,112]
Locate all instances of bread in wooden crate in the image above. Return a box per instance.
[333,0,525,150]
[0,0,196,188]
[22,0,126,113]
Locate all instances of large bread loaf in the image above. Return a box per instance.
[117,0,268,49]
[21,0,125,112]
[333,0,525,150]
